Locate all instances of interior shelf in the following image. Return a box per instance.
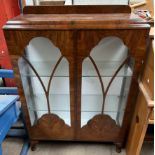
[27,94,70,111]
[28,108,122,127]
[19,60,133,77]
[26,94,126,111]
[82,60,133,77]
[26,93,127,127]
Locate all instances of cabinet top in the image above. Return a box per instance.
[3,6,150,30]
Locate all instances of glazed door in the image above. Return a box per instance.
[76,30,135,141]
[17,35,75,140]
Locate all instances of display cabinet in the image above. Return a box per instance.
[3,5,150,153]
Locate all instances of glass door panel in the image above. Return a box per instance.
[18,37,71,126]
[81,36,134,127]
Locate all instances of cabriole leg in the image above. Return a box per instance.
[115,143,122,153]
[30,140,38,151]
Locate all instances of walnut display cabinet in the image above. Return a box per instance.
[3,5,150,152]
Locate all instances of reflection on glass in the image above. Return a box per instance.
[81,37,134,127]
[65,0,129,5]
[18,37,70,126]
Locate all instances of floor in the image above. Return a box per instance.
[2,138,154,155]
[141,141,154,155]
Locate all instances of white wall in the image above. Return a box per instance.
[25,0,34,5]
[65,0,129,5]
[25,0,146,5]
[25,0,40,5]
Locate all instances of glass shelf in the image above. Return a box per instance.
[81,94,128,127]
[27,94,127,112]
[28,108,122,127]
[20,59,69,77]
[82,76,131,95]
[19,59,133,77]
[27,93,127,127]
[27,94,70,111]
[20,77,70,94]
[82,59,134,77]
[81,95,127,112]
